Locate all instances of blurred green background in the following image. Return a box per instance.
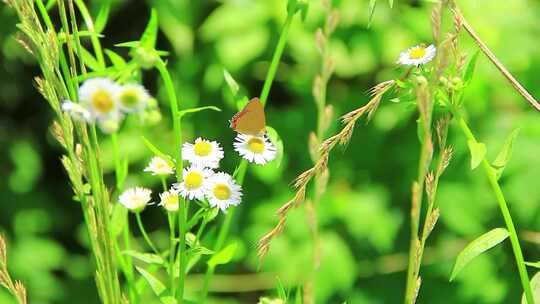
[1,0,540,303]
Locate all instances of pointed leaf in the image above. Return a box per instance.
[94,0,111,34]
[450,228,509,281]
[467,140,486,170]
[463,50,480,84]
[492,128,519,179]
[135,266,166,296]
[178,106,221,119]
[368,0,377,27]
[388,0,394,8]
[208,242,238,267]
[123,250,164,265]
[115,41,140,48]
[141,9,158,50]
[224,69,240,96]
[522,271,540,304]
[80,47,101,71]
[141,136,174,166]
[525,262,540,269]
[105,49,126,68]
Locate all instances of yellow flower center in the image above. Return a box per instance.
[213,183,231,200]
[247,138,265,154]
[91,90,114,113]
[193,141,212,156]
[409,47,426,60]
[119,89,140,108]
[185,171,203,189]
[163,193,179,208]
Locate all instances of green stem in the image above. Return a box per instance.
[111,132,123,190]
[456,116,534,304]
[168,212,177,297]
[74,0,106,68]
[259,11,294,106]
[135,213,160,255]
[177,199,188,303]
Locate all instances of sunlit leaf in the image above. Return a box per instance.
[79,47,101,71]
[136,266,166,296]
[467,140,486,170]
[492,128,520,179]
[368,0,377,27]
[224,69,240,96]
[208,242,237,267]
[522,271,540,304]
[104,49,126,68]
[450,228,509,281]
[525,262,540,269]
[141,9,158,50]
[123,250,164,265]
[94,0,111,34]
[389,0,395,8]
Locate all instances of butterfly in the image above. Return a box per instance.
[229,97,266,135]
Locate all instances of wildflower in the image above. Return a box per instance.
[397,44,436,66]
[61,100,93,122]
[116,83,150,113]
[205,172,242,211]
[182,138,224,169]
[78,77,120,119]
[173,165,214,200]
[119,187,152,212]
[159,190,179,212]
[96,112,123,134]
[144,156,174,176]
[233,134,277,165]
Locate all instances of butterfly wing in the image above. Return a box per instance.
[230,98,266,135]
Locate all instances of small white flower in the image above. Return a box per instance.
[205,172,242,211]
[233,134,277,165]
[61,100,93,122]
[144,156,174,176]
[119,187,152,212]
[79,77,120,119]
[159,190,179,212]
[96,112,124,134]
[182,138,224,169]
[397,44,436,66]
[116,83,150,113]
[173,165,214,201]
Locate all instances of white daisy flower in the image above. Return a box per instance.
[119,187,152,212]
[144,156,174,176]
[233,134,277,165]
[116,83,150,113]
[397,44,436,66]
[61,100,93,122]
[205,172,242,211]
[78,77,120,119]
[173,165,214,201]
[159,190,179,212]
[182,138,224,169]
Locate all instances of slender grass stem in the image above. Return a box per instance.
[168,212,177,297]
[135,213,160,256]
[455,116,534,303]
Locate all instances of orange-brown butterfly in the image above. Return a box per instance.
[229,97,266,135]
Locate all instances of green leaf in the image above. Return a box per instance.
[94,0,111,34]
[525,262,540,269]
[449,228,509,281]
[388,0,394,8]
[104,49,126,68]
[110,203,127,238]
[160,296,177,304]
[208,242,238,267]
[123,250,164,265]
[141,9,158,50]
[492,128,520,179]
[141,136,174,166]
[178,106,222,119]
[463,50,480,84]
[223,69,240,96]
[135,266,166,296]
[368,0,377,27]
[187,246,214,256]
[115,41,140,48]
[266,126,284,167]
[467,140,486,170]
[80,47,101,71]
[522,271,540,304]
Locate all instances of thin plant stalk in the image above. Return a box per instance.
[135,213,160,256]
[453,112,534,303]
[199,7,297,301]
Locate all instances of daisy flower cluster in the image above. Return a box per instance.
[61,77,152,133]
